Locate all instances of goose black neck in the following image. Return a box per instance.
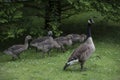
[87,23,92,38]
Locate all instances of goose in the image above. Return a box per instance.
[36,36,61,57]
[67,34,87,44]
[55,35,72,52]
[30,31,53,49]
[3,35,32,60]
[30,36,50,47]
[79,34,87,42]
[63,18,95,71]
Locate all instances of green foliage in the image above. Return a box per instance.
[0,3,23,42]
[91,1,120,22]
[0,2,45,44]
[67,0,93,11]
[0,24,25,41]
[21,16,45,37]
[49,22,63,37]
[66,0,120,22]
[0,0,120,48]
[0,3,23,24]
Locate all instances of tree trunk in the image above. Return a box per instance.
[44,0,50,30]
[44,0,61,30]
[55,0,61,23]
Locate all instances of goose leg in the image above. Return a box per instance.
[17,54,21,59]
[36,48,38,52]
[47,49,52,56]
[61,45,65,53]
[47,50,50,56]
[80,61,86,71]
[41,51,45,58]
[11,54,18,61]
[11,57,15,61]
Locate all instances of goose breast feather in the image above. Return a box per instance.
[69,44,94,61]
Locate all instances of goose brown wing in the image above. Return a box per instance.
[68,44,89,61]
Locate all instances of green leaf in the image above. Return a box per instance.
[13,11,22,19]
[0,19,8,23]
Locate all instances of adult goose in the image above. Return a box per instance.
[4,35,32,60]
[63,18,95,71]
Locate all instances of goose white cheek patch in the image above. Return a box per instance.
[88,20,91,24]
[67,59,79,65]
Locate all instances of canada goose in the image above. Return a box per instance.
[30,36,50,47]
[67,34,87,43]
[3,35,32,60]
[55,35,72,52]
[63,18,95,71]
[79,34,87,42]
[36,36,61,57]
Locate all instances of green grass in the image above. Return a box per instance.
[0,39,120,80]
[0,12,120,80]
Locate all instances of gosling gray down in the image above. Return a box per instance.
[55,35,73,52]
[30,36,50,47]
[36,36,61,57]
[67,34,87,44]
[30,30,53,47]
[3,35,32,60]
[63,18,95,71]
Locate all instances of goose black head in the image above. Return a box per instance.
[88,18,95,25]
[48,30,53,37]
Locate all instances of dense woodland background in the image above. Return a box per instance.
[0,0,120,50]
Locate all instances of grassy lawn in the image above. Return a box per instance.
[0,38,120,80]
[0,12,120,80]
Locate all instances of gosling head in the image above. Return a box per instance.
[66,34,73,40]
[26,35,32,40]
[48,30,53,37]
[80,34,87,42]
